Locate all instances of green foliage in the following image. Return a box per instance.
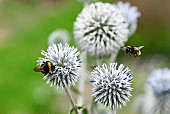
[68,105,88,114]
[82,107,88,114]
[0,1,83,114]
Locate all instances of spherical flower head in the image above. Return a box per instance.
[74,2,129,57]
[148,68,170,114]
[114,1,141,36]
[36,43,81,88]
[91,63,133,109]
[48,29,70,46]
[148,68,170,96]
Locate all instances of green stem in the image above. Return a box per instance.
[64,87,79,114]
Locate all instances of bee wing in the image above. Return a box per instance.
[138,50,141,55]
[137,46,144,56]
[138,46,144,50]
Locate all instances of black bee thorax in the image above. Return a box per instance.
[131,47,135,52]
[41,63,50,74]
[34,61,55,75]
[126,47,134,53]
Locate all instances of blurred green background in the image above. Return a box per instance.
[0,0,170,114]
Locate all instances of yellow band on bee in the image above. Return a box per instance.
[127,46,132,48]
[47,62,52,73]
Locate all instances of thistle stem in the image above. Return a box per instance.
[96,56,102,66]
[90,56,102,114]
[77,52,87,105]
[113,108,116,114]
[64,87,79,114]
[109,51,119,63]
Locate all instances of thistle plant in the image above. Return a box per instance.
[90,63,133,113]
[113,1,141,36]
[147,68,170,114]
[34,1,142,114]
[74,3,130,113]
[48,29,70,45]
[35,43,82,114]
[74,2,129,57]
[37,43,81,88]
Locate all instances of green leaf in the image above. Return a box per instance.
[77,106,83,110]
[76,105,88,114]
[82,108,88,114]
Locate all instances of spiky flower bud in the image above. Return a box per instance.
[90,63,133,109]
[36,43,82,88]
[74,2,129,57]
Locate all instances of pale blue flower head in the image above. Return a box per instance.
[36,43,82,88]
[90,63,133,109]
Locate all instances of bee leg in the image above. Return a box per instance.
[134,54,140,59]
[134,54,137,57]
[129,53,131,58]
[136,56,140,59]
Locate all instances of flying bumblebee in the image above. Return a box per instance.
[122,46,144,58]
[34,61,55,75]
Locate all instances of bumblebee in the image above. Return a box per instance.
[34,61,55,75]
[122,46,144,58]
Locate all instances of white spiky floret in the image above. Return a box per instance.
[48,29,70,45]
[114,1,141,36]
[74,2,129,57]
[91,63,133,109]
[36,43,82,88]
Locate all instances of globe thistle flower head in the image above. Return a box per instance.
[48,29,70,46]
[74,2,129,57]
[148,68,170,96]
[114,1,141,36]
[91,63,133,109]
[147,68,170,114]
[36,43,82,88]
